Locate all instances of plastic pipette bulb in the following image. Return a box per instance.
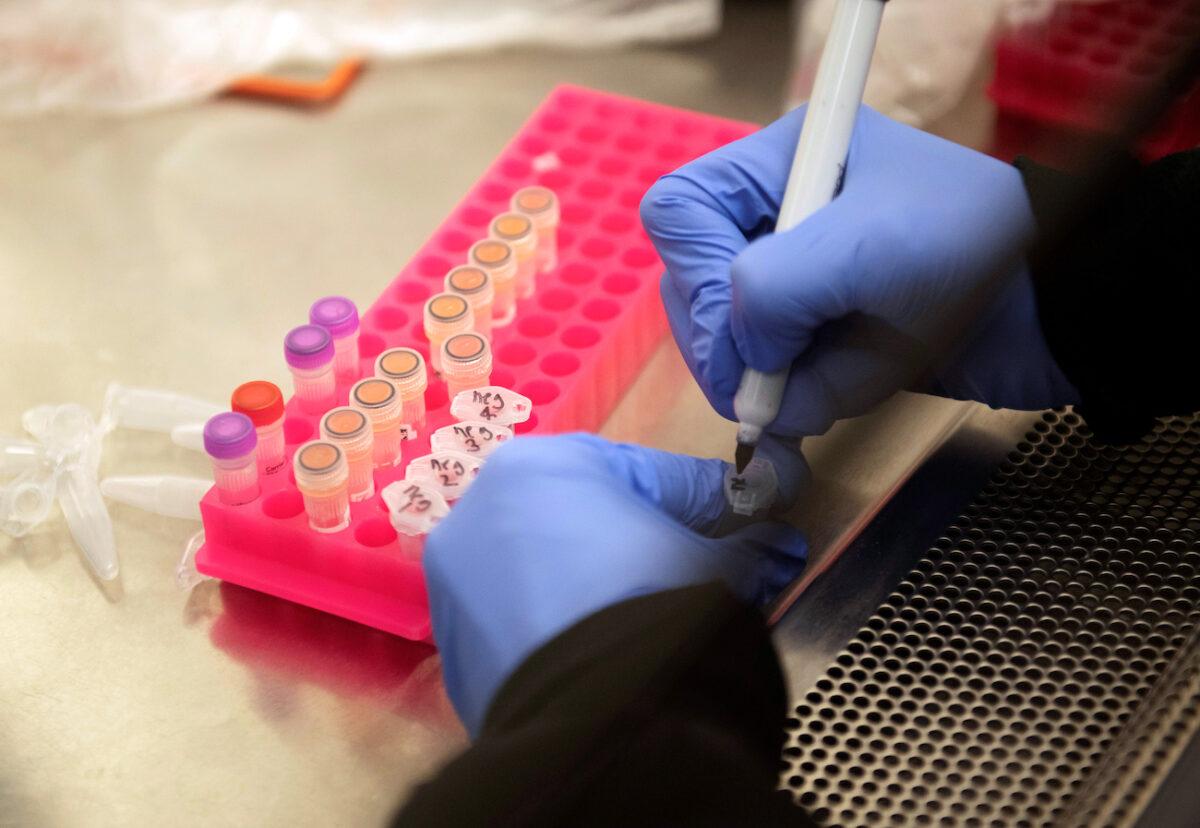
[100,475,210,521]
[732,0,885,473]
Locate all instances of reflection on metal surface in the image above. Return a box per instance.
[778,411,1200,827]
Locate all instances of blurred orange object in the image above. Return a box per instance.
[226,58,364,105]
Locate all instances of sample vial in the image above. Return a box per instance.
[423,293,474,375]
[284,324,337,415]
[293,441,350,533]
[468,239,518,328]
[511,186,560,275]
[449,384,534,426]
[444,265,494,341]
[489,213,538,300]
[320,407,375,502]
[375,347,428,440]
[203,412,260,506]
[230,380,286,476]
[309,296,361,382]
[349,378,405,468]
[440,333,493,399]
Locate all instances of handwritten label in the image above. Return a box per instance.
[380,480,449,537]
[430,420,513,458]
[450,386,532,427]
[406,451,482,500]
[399,423,417,441]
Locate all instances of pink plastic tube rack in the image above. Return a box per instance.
[195,85,756,640]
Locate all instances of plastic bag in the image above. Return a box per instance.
[0,0,719,115]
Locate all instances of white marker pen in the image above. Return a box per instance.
[733,0,886,472]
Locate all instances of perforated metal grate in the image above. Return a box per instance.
[781,410,1200,827]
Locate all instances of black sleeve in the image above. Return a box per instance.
[392,582,813,827]
[1016,148,1200,443]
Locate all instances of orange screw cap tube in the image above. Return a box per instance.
[375,347,428,440]
[423,293,474,375]
[293,440,350,533]
[445,265,495,341]
[319,407,375,502]
[440,333,493,399]
[511,186,560,275]
[489,213,538,300]
[349,378,405,468]
[468,239,518,328]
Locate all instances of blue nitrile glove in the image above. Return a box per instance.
[641,105,1081,437]
[423,433,809,737]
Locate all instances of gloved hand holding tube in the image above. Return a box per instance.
[423,433,809,737]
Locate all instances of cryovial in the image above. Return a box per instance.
[203,412,260,506]
[284,324,337,414]
[423,293,474,375]
[430,420,512,459]
[440,333,493,399]
[309,296,361,382]
[293,441,350,533]
[231,380,287,476]
[349,378,405,468]
[511,186,560,274]
[489,213,538,300]
[723,456,780,517]
[375,347,428,440]
[445,265,494,341]
[320,407,375,502]
[468,239,518,328]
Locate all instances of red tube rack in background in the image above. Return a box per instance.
[989,0,1200,160]
[195,85,756,641]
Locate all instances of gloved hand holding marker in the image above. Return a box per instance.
[641,0,1081,453]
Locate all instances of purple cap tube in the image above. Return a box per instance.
[309,296,360,339]
[203,412,258,460]
[284,324,335,370]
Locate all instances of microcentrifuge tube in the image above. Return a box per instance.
[449,385,533,427]
[100,382,223,434]
[440,333,493,399]
[375,347,427,440]
[423,293,474,375]
[231,380,287,476]
[203,412,260,506]
[170,422,205,452]
[293,441,350,533]
[468,239,518,328]
[489,213,538,300]
[284,324,337,415]
[320,407,375,502]
[723,456,780,517]
[100,475,210,521]
[310,295,361,382]
[405,451,482,501]
[0,435,44,475]
[511,187,560,275]
[349,378,405,468]
[59,465,118,581]
[380,479,450,537]
[0,466,56,537]
[445,265,494,340]
[430,420,513,459]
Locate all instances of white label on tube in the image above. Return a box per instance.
[450,386,532,426]
[430,421,513,458]
[405,451,482,500]
[381,480,450,537]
